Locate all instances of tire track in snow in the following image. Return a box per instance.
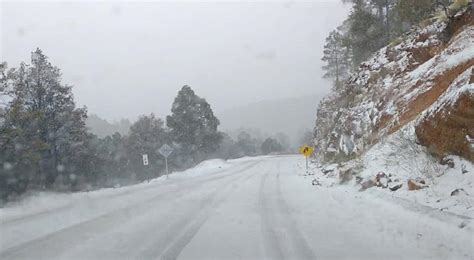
[137,161,262,260]
[259,162,316,259]
[259,171,285,260]
[2,160,257,226]
[0,179,202,260]
[0,161,260,259]
[275,169,316,259]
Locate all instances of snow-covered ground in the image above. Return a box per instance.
[1,158,231,221]
[1,155,473,259]
[363,126,474,219]
[313,121,474,221]
[357,125,471,216]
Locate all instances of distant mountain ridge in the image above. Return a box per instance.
[216,94,325,145]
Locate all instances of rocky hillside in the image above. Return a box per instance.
[311,4,473,219]
[313,5,473,163]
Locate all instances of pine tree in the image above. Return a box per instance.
[214,132,235,159]
[261,138,283,155]
[166,85,222,165]
[1,49,90,192]
[347,0,386,66]
[126,113,168,180]
[94,132,128,186]
[371,0,396,42]
[321,30,352,88]
[394,0,434,28]
[234,131,258,157]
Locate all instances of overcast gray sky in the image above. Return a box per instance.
[1,0,350,121]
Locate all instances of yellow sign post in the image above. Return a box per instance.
[299,144,314,172]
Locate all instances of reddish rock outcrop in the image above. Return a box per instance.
[416,68,474,162]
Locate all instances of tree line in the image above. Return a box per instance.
[0,49,288,203]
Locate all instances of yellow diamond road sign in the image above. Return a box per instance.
[299,145,314,157]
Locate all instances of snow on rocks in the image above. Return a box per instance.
[389,183,403,191]
[313,122,474,219]
[374,172,390,188]
[415,66,474,161]
[321,163,338,175]
[308,6,474,240]
[420,66,473,118]
[314,8,474,164]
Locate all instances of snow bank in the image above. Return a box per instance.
[0,157,260,252]
[0,158,234,221]
[312,122,474,220]
[361,124,474,218]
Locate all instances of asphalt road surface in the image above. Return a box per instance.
[1,156,472,259]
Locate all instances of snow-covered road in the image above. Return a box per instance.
[1,155,472,259]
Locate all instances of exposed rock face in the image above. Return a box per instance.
[313,7,474,163]
[416,68,474,161]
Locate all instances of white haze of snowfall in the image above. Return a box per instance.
[1,1,349,122]
[217,94,325,145]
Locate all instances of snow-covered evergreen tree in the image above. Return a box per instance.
[0,49,90,197]
[166,85,222,166]
[126,113,168,180]
[261,138,283,155]
[235,131,258,157]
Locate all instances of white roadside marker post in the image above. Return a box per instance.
[165,156,169,179]
[306,155,309,172]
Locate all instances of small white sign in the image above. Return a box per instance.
[142,154,149,166]
[158,144,173,158]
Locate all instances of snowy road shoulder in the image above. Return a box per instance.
[0,157,258,252]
